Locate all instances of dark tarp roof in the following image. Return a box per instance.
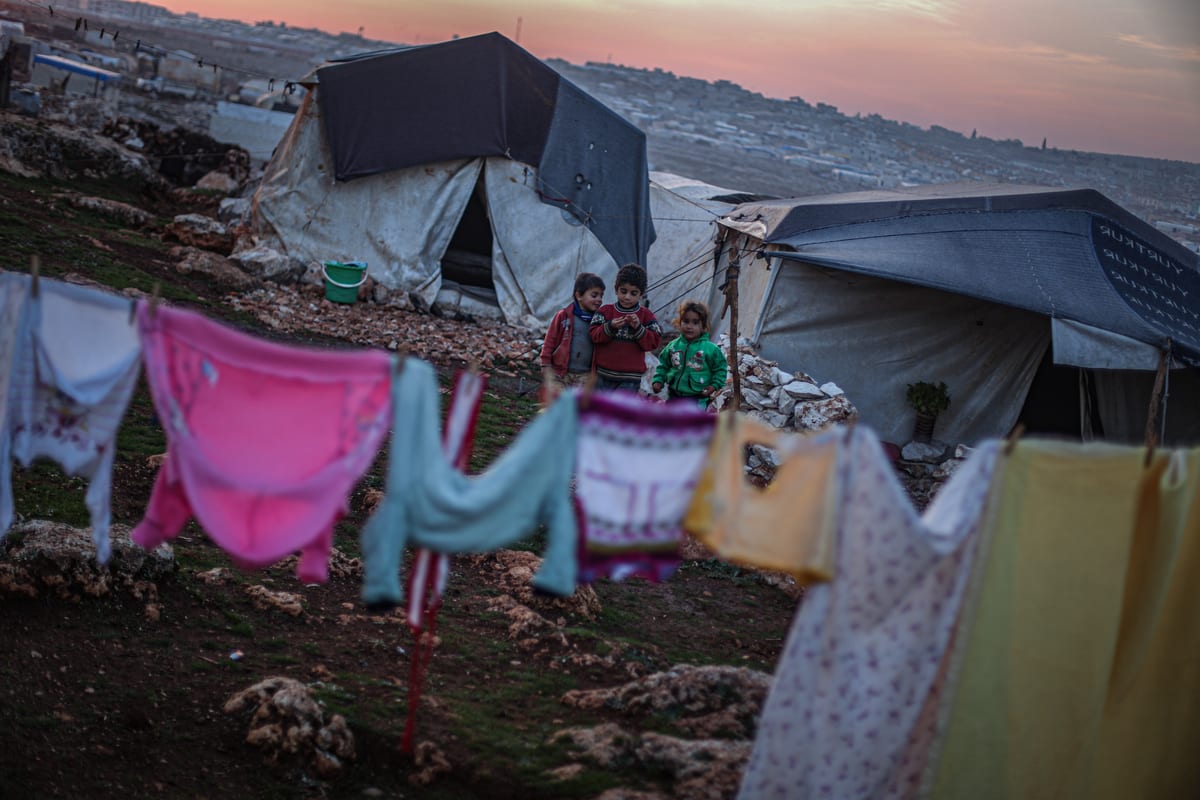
[314,32,655,269]
[720,183,1200,366]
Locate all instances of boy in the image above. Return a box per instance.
[589,263,662,391]
[540,272,605,387]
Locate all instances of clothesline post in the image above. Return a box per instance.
[1143,340,1170,462]
[724,245,742,412]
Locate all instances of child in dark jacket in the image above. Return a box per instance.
[540,272,605,388]
[588,263,663,392]
[652,300,728,408]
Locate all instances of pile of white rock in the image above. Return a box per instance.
[709,336,857,432]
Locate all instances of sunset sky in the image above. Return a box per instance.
[158,0,1200,163]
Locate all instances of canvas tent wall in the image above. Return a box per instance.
[244,32,654,330]
[709,183,1200,446]
[642,171,754,330]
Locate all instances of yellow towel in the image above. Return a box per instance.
[683,412,838,583]
[930,441,1200,800]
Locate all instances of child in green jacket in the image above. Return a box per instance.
[652,300,728,408]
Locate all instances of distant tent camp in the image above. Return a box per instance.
[245,32,656,329]
[706,183,1200,446]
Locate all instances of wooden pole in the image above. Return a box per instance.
[1143,341,1169,465]
[724,241,742,412]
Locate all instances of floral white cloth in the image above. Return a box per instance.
[0,277,141,562]
[0,272,32,530]
[738,426,1000,800]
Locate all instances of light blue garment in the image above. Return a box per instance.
[360,358,579,607]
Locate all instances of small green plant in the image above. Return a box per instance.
[906,381,951,416]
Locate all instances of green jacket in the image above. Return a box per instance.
[653,335,729,400]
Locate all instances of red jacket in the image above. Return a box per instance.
[588,304,663,378]
[540,304,583,378]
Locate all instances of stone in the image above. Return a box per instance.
[217,196,251,225]
[224,677,355,775]
[245,585,305,617]
[749,408,791,429]
[164,213,235,255]
[169,245,255,288]
[901,440,949,462]
[820,381,844,396]
[62,193,155,228]
[765,386,798,417]
[794,394,857,431]
[740,387,768,410]
[0,520,175,601]
[747,444,780,470]
[230,244,306,282]
[195,170,239,194]
[781,380,824,400]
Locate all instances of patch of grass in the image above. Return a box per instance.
[221,609,255,638]
[437,667,633,798]
[10,462,90,527]
[114,383,166,460]
[16,714,60,730]
[468,390,538,471]
[174,543,233,572]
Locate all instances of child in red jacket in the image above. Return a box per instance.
[540,272,605,388]
[589,263,662,392]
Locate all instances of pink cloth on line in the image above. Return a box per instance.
[132,302,392,583]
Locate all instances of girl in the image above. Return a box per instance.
[540,272,605,387]
[652,300,728,408]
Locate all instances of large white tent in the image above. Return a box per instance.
[243,32,656,330]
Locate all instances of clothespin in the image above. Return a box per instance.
[394,345,408,374]
[1002,423,1025,457]
[843,414,858,444]
[148,281,161,321]
[112,30,118,42]
[466,357,480,375]
[29,254,39,298]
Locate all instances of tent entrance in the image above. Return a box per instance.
[1016,348,1097,440]
[441,179,495,292]
[436,177,504,320]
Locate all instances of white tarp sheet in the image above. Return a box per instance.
[485,158,617,330]
[643,172,738,328]
[1052,318,1181,370]
[752,261,1049,446]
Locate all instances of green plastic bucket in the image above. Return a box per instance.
[322,260,368,304]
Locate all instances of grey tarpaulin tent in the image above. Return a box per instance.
[708,183,1200,446]
[244,32,655,328]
